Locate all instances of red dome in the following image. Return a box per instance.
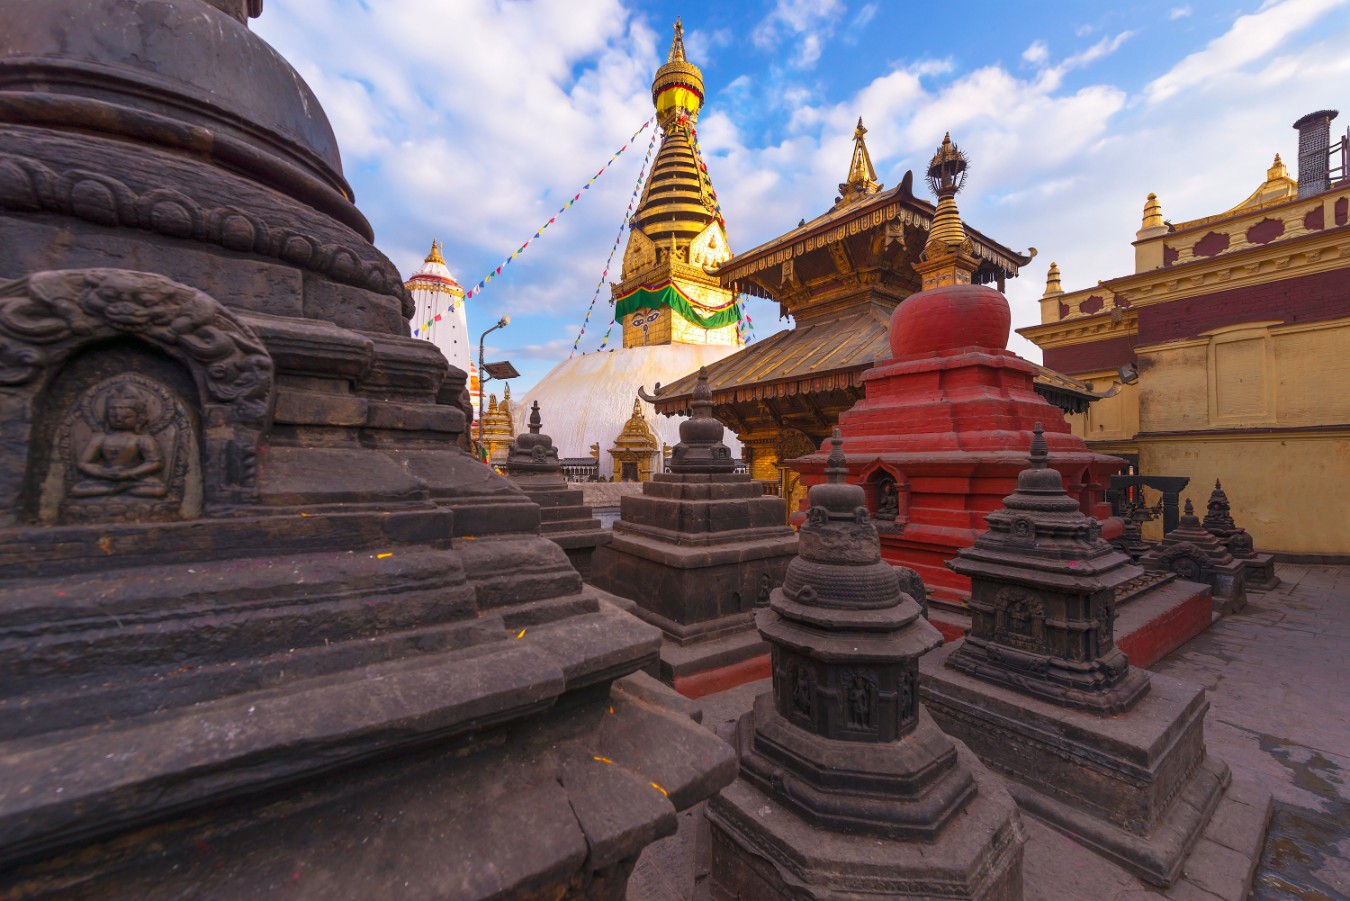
[889,284,1011,358]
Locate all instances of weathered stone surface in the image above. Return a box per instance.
[945,425,1150,714]
[0,2,736,895]
[1141,500,1248,614]
[926,429,1235,888]
[507,401,611,578]
[708,743,1025,900]
[592,372,796,684]
[710,431,1024,899]
[1202,480,1280,591]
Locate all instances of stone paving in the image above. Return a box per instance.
[626,564,1350,900]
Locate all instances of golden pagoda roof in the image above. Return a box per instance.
[712,169,1031,298]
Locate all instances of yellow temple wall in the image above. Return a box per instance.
[1132,316,1350,555]
[1139,433,1349,555]
[1065,369,1140,452]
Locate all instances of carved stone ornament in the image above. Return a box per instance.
[0,270,272,515]
[47,373,201,524]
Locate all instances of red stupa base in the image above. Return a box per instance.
[790,284,1125,609]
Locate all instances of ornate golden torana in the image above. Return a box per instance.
[607,398,661,481]
[479,385,516,465]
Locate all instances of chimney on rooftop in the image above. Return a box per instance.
[1292,109,1339,198]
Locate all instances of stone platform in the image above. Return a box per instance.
[628,563,1350,900]
[929,574,1213,670]
[921,643,1234,886]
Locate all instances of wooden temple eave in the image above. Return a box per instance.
[651,304,892,415]
[711,170,1032,303]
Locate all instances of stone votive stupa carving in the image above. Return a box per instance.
[709,430,1025,900]
[1140,499,1248,613]
[0,2,736,895]
[505,400,611,578]
[922,427,1242,887]
[1202,479,1279,590]
[591,368,798,691]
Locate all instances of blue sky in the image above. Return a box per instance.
[255,0,1350,392]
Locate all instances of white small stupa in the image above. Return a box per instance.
[407,239,481,415]
[521,20,742,464]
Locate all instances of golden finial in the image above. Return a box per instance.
[669,17,686,63]
[1267,152,1288,181]
[425,239,446,265]
[914,132,978,289]
[1141,193,1164,230]
[1043,262,1063,298]
[632,398,642,416]
[925,132,970,252]
[838,116,880,205]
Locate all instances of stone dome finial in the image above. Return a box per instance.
[1028,422,1048,469]
[528,400,542,434]
[669,369,734,474]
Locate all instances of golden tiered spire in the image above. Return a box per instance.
[669,16,686,62]
[425,239,445,265]
[1043,262,1063,298]
[837,117,880,206]
[914,132,979,290]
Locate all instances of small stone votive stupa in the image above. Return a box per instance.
[709,430,1025,900]
[922,426,1242,887]
[590,369,798,692]
[505,401,610,578]
[1140,499,1248,613]
[1202,479,1279,590]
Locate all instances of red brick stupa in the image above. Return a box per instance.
[791,134,1124,614]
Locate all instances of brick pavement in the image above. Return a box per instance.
[626,564,1350,900]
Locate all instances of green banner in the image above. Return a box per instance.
[614,283,741,330]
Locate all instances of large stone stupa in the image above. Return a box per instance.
[0,1,735,895]
[521,19,742,464]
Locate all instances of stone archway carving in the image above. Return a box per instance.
[0,269,273,519]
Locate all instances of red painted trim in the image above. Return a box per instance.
[1117,587,1213,668]
[1138,267,1349,345]
[1043,334,1137,375]
[673,653,772,699]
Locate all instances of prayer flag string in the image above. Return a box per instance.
[571,120,659,358]
[413,117,654,336]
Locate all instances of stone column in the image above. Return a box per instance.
[709,430,1025,900]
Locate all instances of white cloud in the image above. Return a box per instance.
[1170,5,1194,19]
[1146,0,1348,103]
[1022,40,1049,66]
[751,0,845,68]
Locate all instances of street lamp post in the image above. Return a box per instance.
[476,316,510,459]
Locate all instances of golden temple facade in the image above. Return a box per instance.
[614,18,739,350]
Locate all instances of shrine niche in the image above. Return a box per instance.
[861,463,904,522]
[44,368,200,524]
[0,269,271,524]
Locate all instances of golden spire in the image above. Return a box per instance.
[914,132,978,290]
[1268,152,1288,181]
[837,116,880,206]
[1043,262,1063,298]
[669,17,686,62]
[652,19,704,130]
[425,239,445,265]
[1141,193,1164,230]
